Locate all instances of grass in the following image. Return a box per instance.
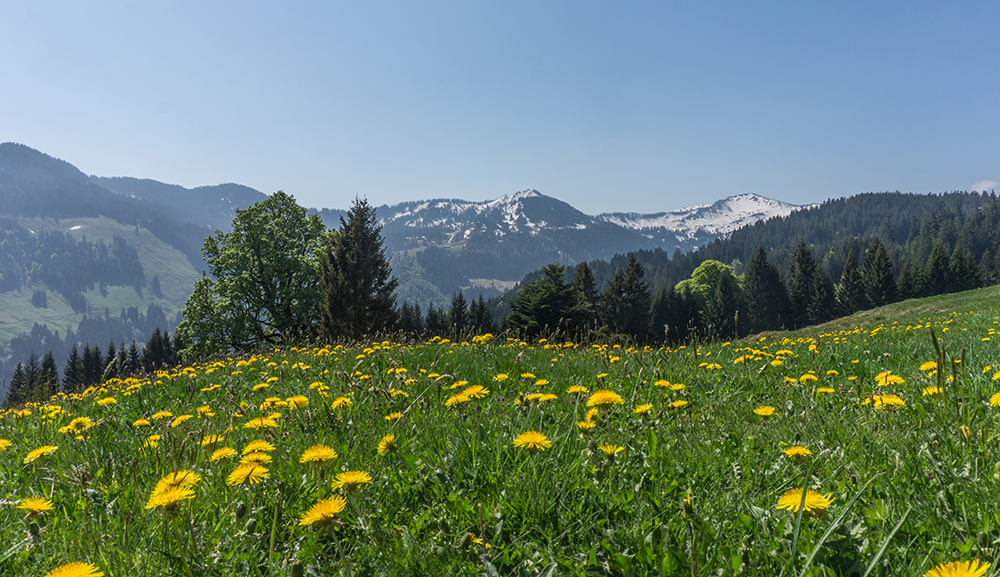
[2,287,1000,576]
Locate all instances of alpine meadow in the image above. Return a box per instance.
[3,184,1000,576]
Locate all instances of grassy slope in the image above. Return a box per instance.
[1,287,1000,575]
[0,216,201,342]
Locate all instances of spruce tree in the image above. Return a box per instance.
[469,295,497,335]
[105,341,119,380]
[316,197,398,342]
[126,341,142,375]
[63,345,84,393]
[423,303,447,337]
[571,262,599,330]
[83,345,103,387]
[807,268,837,325]
[950,246,981,291]
[836,250,867,316]
[447,292,469,339]
[400,301,424,335]
[507,264,585,338]
[40,350,59,399]
[598,254,652,342]
[787,239,817,328]
[742,245,789,333]
[4,362,27,407]
[924,241,950,296]
[862,237,897,307]
[703,276,741,339]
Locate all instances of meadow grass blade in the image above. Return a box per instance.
[797,474,879,577]
[861,505,912,577]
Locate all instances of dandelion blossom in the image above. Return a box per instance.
[286,395,310,409]
[243,416,278,430]
[775,488,834,513]
[922,560,990,577]
[300,444,337,463]
[150,411,173,420]
[145,485,195,510]
[577,420,596,434]
[634,404,653,415]
[377,434,396,454]
[922,386,943,397]
[0,438,11,451]
[669,400,688,409]
[23,445,58,465]
[299,495,347,526]
[513,431,552,452]
[332,396,352,409]
[241,451,273,465]
[493,373,508,382]
[384,411,403,421]
[446,393,470,407]
[43,562,104,577]
[753,406,776,417]
[875,371,905,386]
[331,470,372,491]
[200,434,225,446]
[599,443,624,456]
[586,390,624,408]
[463,385,489,398]
[242,439,276,454]
[18,496,55,515]
[132,418,151,427]
[783,446,812,461]
[210,447,238,461]
[227,463,269,486]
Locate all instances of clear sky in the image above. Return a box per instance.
[2,1,997,214]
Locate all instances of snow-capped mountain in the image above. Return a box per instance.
[362,189,811,256]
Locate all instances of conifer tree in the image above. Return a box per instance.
[423,303,447,337]
[807,268,837,325]
[703,276,741,338]
[469,295,497,335]
[104,341,119,380]
[126,341,142,375]
[4,362,27,407]
[861,237,897,307]
[316,197,398,342]
[836,250,867,316]
[447,292,469,339]
[787,239,817,328]
[895,263,924,301]
[508,264,586,338]
[62,345,84,393]
[40,350,59,399]
[742,245,789,333]
[83,345,103,387]
[950,246,981,291]
[924,241,950,296]
[399,301,424,335]
[571,262,599,330]
[598,254,652,342]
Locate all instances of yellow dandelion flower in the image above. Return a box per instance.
[227,463,269,486]
[816,387,834,394]
[132,418,151,427]
[241,451,273,465]
[252,383,270,391]
[286,395,310,409]
[784,376,798,384]
[775,488,834,513]
[513,430,552,452]
[43,562,104,577]
[210,447,238,461]
[577,420,596,434]
[331,470,372,491]
[143,434,161,449]
[242,439,276,454]
[922,386,943,397]
[446,393,470,407]
[669,383,686,391]
[300,444,338,463]
[596,373,608,379]
[990,392,1000,407]
[599,443,624,456]
[826,370,839,376]
[332,396,352,408]
[783,446,812,461]
[753,406,776,417]
[920,361,938,371]
[654,379,670,387]
[299,495,348,526]
[243,417,279,430]
[18,496,55,515]
[150,411,173,420]
[993,371,1000,381]
[875,371,905,386]
[634,404,653,415]
[384,411,403,421]
[520,372,536,379]
[463,385,490,398]
[145,485,195,510]
[96,397,116,406]
[377,433,396,454]
[922,560,990,577]
[567,385,589,395]
[585,407,600,422]
[201,384,221,392]
[586,389,624,408]
[170,415,193,428]
[196,405,215,417]
[200,434,225,446]
[771,359,784,366]
[493,373,509,382]
[669,399,688,409]
[0,438,11,451]
[24,445,58,464]
[869,394,906,410]
[705,363,721,370]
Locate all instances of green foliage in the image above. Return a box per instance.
[178,191,327,358]
[742,245,790,333]
[861,237,897,307]
[507,263,590,338]
[315,197,399,342]
[598,254,653,342]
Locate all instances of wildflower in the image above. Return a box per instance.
[771,359,784,366]
[0,438,11,451]
[816,387,835,394]
[783,446,812,461]
[668,383,685,391]
[96,397,116,406]
[150,411,173,420]
[201,384,221,392]
[513,431,552,452]
[753,406,776,417]
[299,495,348,526]
[252,383,270,391]
[775,488,834,513]
[196,405,215,417]
[669,399,688,409]
[784,376,799,384]
[132,418,151,427]
[24,445,58,465]
[654,379,670,387]
[567,385,589,395]
[286,395,310,409]
[377,434,396,454]
[874,371,905,386]
[826,370,839,376]
[922,386,943,397]
[867,394,906,410]
[587,390,625,408]
[464,385,490,398]
[200,434,225,446]
[43,562,104,577]
[59,417,95,435]
[705,363,721,370]
[241,451,273,465]
[922,559,990,577]
[634,404,653,415]
[145,485,195,510]
[227,463,269,486]
[599,443,624,456]
[170,415,193,428]
[300,445,337,463]
[520,372,536,379]
[596,373,608,379]
[577,420,596,434]
[18,496,55,515]
[534,379,550,386]
[493,373,508,382]
[243,416,279,430]
[384,411,403,421]
[990,392,1000,407]
[446,393,470,407]
[799,373,818,383]
[331,470,372,491]
[210,447,238,461]
[332,396,352,408]
[243,439,276,454]
[585,408,600,422]
[143,435,161,449]
[920,361,938,371]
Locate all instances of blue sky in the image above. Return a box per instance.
[2,1,997,214]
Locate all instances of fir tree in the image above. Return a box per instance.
[836,250,867,316]
[742,245,789,333]
[598,254,652,342]
[399,301,424,336]
[447,292,469,339]
[807,268,837,325]
[126,341,142,375]
[62,345,84,393]
[469,294,497,335]
[104,341,119,380]
[40,350,59,399]
[925,241,950,296]
[83,345,103,387]
[508,264,587,338]
[862,237,897,307]
[787,239,817,328]
[571,262,599,330]
[703,275,741,338]
[423,303,447,337]
[316,197,398,342]
[4,362,27,407]
[895,263,924,301]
